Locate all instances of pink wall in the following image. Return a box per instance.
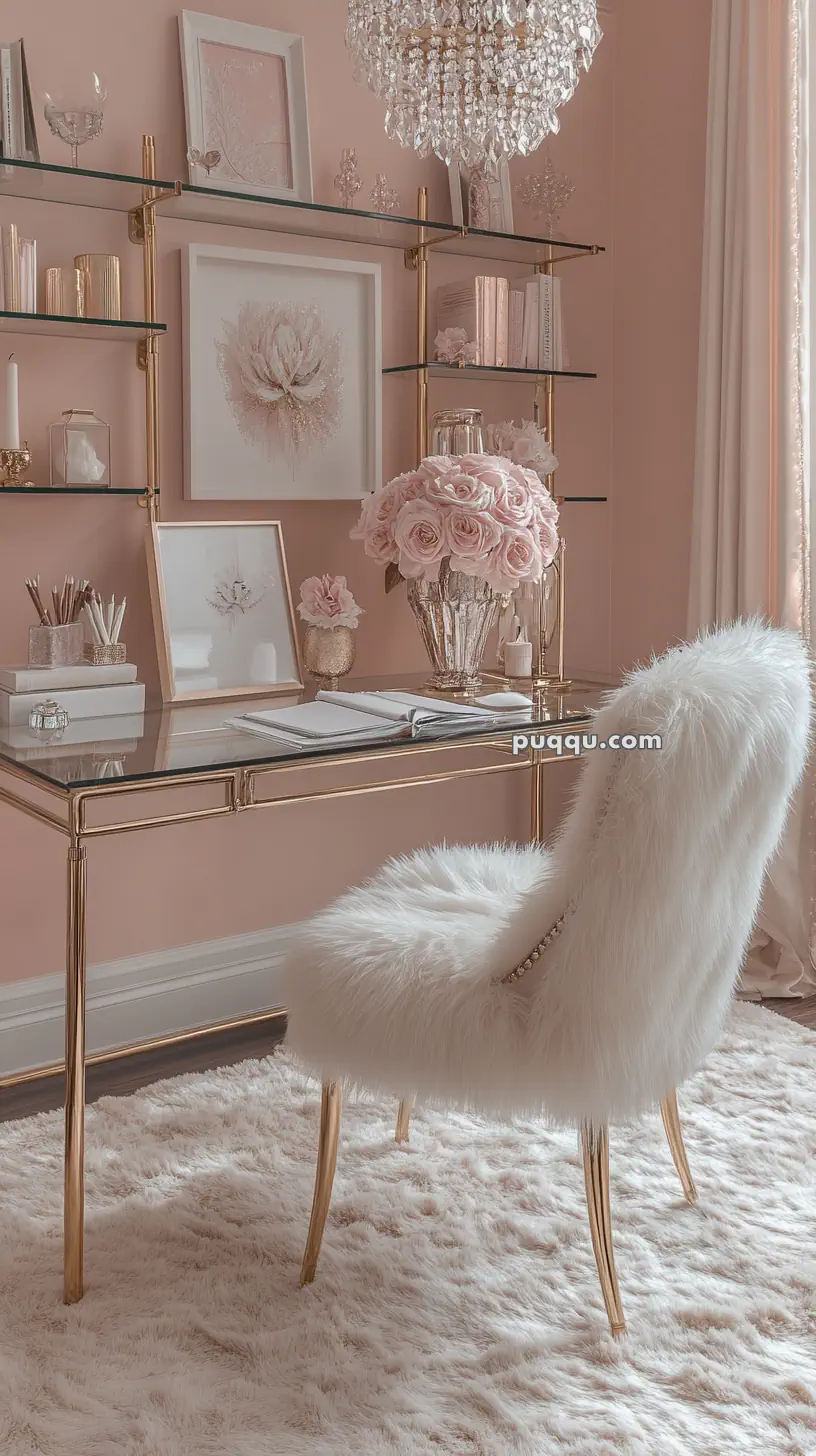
[610,0,712,671]
[0,0,709,987]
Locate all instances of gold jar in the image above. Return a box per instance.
[302,625,356,689]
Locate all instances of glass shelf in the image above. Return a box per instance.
[0,485,153,496]
[165,183,460,251]
[0,156,176,213]
[162,184,603,265]
[384,361,597,382]
[0,160,604,265]
[560,496,608,503]
[0,310,166,340]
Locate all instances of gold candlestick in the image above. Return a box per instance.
[0,445,35,488]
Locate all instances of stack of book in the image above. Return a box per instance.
[436,273,567,371]
[0,39,39,165]
[0,223,36,312]
[0,661,145,733]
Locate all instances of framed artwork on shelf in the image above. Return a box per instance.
[448,159,514,234]
[182,243,382,500]
[178,10,313,203]
[146,520,303,704]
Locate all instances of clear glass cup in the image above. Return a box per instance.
[44,74,106,168]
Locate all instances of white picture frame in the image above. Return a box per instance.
[182,243,382,501]
[448,160,514,234]
[146,520,303,704]
[178,10,313,203]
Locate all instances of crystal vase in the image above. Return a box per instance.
[407,561,500,693]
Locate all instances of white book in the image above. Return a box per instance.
[0,662,138,693]
[523,279,539,368]
[508,289,525,369]
[0,680,145,726]
[495,277,509,368]
[539,274,555,371]
[0,40,39,163]
[1,221,19,311]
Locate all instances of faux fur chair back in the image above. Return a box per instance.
[523,621,811,1124]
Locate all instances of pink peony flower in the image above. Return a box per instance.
[485,528,543,593]
[393,500,447,580]
[445,507,504,567]
[298,574,364,630]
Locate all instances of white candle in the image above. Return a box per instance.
[504,638,533,678]
[4,356,20,449]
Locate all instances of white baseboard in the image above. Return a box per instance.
[0,924,299,1079]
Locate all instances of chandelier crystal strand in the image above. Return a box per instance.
[347,1,601,164]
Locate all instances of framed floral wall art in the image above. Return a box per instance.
[146,521,303,703]
[179,11,313,203]
[182,243,382,500]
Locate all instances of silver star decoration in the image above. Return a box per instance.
[517,158,576,238]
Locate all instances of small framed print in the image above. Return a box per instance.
[182,243,382,501]
[146,520,303,704]
[448,160,514,234]
[179,10,313,203]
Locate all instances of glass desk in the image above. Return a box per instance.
[0,673,604,1303]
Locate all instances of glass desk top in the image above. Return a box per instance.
[0,674,607,792]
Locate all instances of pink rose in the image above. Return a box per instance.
[536,516,560,568]
[493,477,534,528]
[457,454,508,491]
[362,522,399,565]
[393,470,427,506]
[298,574,364,630]
[445,507,503,568]
[393,500,447,580]
[485,527,543,592]
[424,470,493,511]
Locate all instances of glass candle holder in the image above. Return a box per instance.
[49,409,110,488]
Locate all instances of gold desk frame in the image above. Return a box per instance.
[0,720,588,1304]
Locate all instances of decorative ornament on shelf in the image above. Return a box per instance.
[49,409,110,488]
[28,699,70,735]
[298,574,363,688]
[187,146,221,177]
[434,328,479,366]
[518,157,576,238]
[369,173,399,214]
[486,419,559,486]
[333,148,363,210]
[350,454,560,691]
[43,72,105,168]
[345,2,602,164]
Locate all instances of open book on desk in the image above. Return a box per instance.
[226,689,534,749]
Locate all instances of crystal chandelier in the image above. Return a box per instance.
[345,2,602,167]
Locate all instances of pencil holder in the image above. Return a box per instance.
[82,641,126,666]
[28,623,84,668]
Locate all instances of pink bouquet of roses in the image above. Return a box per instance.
[350,453,560,594]
[297,574,363,630]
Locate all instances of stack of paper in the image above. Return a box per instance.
[228,689,533,748]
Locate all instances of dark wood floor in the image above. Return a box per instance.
[1,998,814,1125]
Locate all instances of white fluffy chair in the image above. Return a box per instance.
[282,621,811,1335]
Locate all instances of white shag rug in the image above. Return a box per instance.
[1,1004,815,1456]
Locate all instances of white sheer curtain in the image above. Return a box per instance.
[690,0,814,996]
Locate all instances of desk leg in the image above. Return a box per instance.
[64,844,87,1304]
[531,759,545,844]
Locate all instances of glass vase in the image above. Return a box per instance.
[407,561,500,693]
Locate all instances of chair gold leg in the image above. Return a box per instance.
[64,844,88,1305]
[660,1089,698,1206]
[300,1081,342,1287]
[581,1124,626,1338]
[395,1095,414,1144]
